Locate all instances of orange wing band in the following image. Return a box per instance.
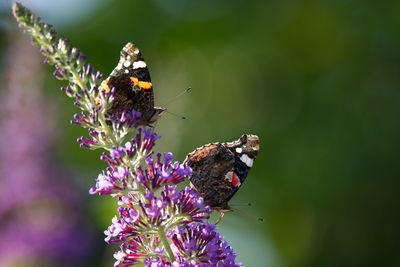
[96,78,111,108]
[130,77,152,91]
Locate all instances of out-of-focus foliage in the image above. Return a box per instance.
[1,0,400,266]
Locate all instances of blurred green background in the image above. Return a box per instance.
[1,0,400,266]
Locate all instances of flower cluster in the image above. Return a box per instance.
[89,128,190,196]
[168,222,240,266]
[124,222,240,266]
[75,108,143,149]
[113,235,167,266]
[105,186,211,242]
[13,2,242,266]
[136,153,191,191]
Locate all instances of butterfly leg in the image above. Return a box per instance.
[215,212,225,224]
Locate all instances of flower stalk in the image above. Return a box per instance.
[158,225,175,262]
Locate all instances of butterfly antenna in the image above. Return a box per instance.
[161,87,191,107]
[231,202,252,207]
[165,110,186,120]
[233,207,264,222]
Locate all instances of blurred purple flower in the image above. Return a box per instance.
[0,34,94,266]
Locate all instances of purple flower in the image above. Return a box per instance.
[91,144,192,197]
[183,239,198,252]
[168,222,241,266]
[146,205,161,219]
[71,112,92,127]
[105,186,211,246]
[73,110,148,150]
[105,207,144,243]
[101,149,124,167]
[144,257,172,267]
[77,135,99,148]
[135,222,241,266]
[53,65,68,79]
[89,166,134,195]
[162,186,211,221]
[113,236,151,266]
[104,216,125,243]
[110,146,125,159]
[94,144,191,196]
[135,127,161,155]
[108,108,143,129]
[135,153,192,190]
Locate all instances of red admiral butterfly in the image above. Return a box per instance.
[96,43,165,125]
[184,134,260,219]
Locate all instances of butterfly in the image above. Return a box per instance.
[96,42,165,125]
[184,134,260,222]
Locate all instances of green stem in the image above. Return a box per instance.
[158,225,175,262]
[69,67,87,92]
[98,115,117,146]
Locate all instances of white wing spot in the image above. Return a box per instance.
[236,147,243,153]
[133,61,147,69]
[240,154,254,168]
[225,171,233,182]
[123,61,131,68]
